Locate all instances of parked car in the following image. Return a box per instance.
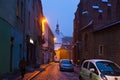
[79,59,120,80]
[59,59,74,72]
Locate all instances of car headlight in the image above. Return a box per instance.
[100,74,108,80]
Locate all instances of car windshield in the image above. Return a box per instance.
[61,60,72,64]
[96,61,120,76]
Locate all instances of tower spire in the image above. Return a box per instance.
[55,20,60,35]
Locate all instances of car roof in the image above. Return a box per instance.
[60,59,72,62]
[60,59,71,61]
[84,59,113,63]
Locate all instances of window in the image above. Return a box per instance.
[16,0,24,22]
[83,62,89,69]
[89,62,98,75]
[99,45,104,55]
[102,0,108,3]
[92,6,99,9]
[96,61,120,75]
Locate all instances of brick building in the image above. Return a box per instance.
[73,0,120,64]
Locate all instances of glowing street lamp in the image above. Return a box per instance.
[41,18,47,36]
[53,37,57,42]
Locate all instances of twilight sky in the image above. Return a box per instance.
[41,0,80,37]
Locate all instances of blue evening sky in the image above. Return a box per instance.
[41,0,80,37]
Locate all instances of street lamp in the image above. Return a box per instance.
[53,37,57,42]
[41,18,47,36]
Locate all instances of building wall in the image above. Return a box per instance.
[74,0,120,64]
[0,0,24,73]
[0,0,18,29]
[24,0,44,65]
[0,0,44,73]
[93,23,120,64]
[11,26,23,70]
[42,23,55,63]
[48,27,55,62]
[0,19,11,73]
[0,18,23,73]
[81,26,94,60]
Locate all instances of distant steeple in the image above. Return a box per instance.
[55,21,60,35]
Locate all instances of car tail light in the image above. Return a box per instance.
[100,74,108,80]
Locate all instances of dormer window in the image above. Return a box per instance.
[102,0,108,3]
[107,3,112,7]
[98,10,103,13]
[92,6,99,9]
[82,11,89,15]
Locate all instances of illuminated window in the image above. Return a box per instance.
[102,0,108,3]
[92,5,99,9]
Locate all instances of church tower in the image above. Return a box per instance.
[55,22,60,35]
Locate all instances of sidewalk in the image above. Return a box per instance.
[1,64,50,80]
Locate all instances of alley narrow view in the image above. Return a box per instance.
[0,0,120,80]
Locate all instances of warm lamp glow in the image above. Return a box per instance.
[53,37,57,41]
[41,18,47,35]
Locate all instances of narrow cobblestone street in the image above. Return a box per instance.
[31,62,80,80]
[9,62,80,80]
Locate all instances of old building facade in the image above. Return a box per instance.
[0,0,54,74]
[73,0,120,64]
[42,22,55,64]
[55,37,73,61]
[0,0,25,73]
[24,0,44,66]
